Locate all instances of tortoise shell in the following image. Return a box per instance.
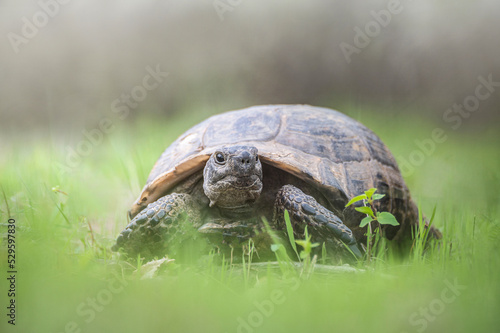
[130,105,417,241]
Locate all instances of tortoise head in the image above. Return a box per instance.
[203,145,263,209]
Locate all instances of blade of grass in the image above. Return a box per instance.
[284,210,301,261]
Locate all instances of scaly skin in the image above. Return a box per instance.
[274,185,362,258]
[112,193,201,257]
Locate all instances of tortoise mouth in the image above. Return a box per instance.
[219,175,262,189]
[204,174,263,210]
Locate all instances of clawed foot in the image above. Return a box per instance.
[275,185,362,258]
[112,193,199,257]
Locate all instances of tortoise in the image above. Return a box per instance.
[112,105,440,259]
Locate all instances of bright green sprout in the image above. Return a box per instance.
[345,187,399,228]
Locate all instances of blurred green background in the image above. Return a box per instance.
[1,1,499,333]
[1,0,499,135]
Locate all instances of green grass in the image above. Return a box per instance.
[1,110,499,333]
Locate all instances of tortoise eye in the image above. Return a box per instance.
[215,153,225,164]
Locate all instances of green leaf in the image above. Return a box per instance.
[377,212,400,226]
[428,204,437,226]
[295,240,311,257]
[321,242,327,264]
[345,194,367,207]
[295,240,307,248]
[359,216,373,227]
[355,206,374,217]
[304,225,310,240]
[364,188,377,199]
[284,210,300,260]
[372,193,385,201]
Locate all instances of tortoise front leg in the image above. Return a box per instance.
[112,193,201,257]
[274,185,362,258]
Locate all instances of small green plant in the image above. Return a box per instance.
[294,226,320,262]
[261,216,296,276]
[283,210,320,277]
[51,185,70,225]
[295,226,320,276]
[284,210,301,261]
[242,238,256,287]
[345,188,399,260]
[411,203,437,261]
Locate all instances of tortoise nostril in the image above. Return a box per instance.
[238,151,252,165]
